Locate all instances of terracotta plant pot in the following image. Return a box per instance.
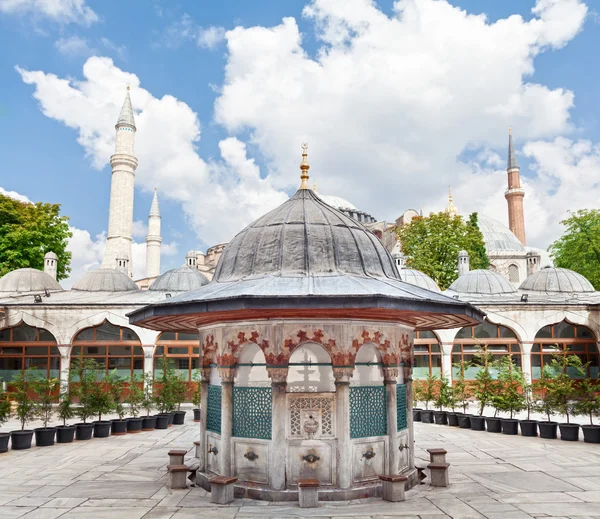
[458,414,471,429]
[486,417,501,433]
[433,411,447,425]
[142,416,157,431]
[420,410,433,423]
[447,412,459,427]
[93,421,112,438]
[193,408,201,422]
[0,432,10,453]
[469,415,486,431]
[581,425,600,444]
[538,421,558,439]
[559,423,579,442]
[155,414,169,430]
[519,420,538,437]
[501,418,519,435]
[34,427,56,447]
[56,425,76,443]
[11,430,34,450]
[75,423,94,441]
[173,411,186,425]
[111,420,128,436]
[127,417,143,433]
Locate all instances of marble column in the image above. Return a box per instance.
[384,367,399,475]
[198,368,210,471]
[333,367,353,489]
[521,343,533,384]
[441,343,453,382]
[58,347,70,395]
[268,367,288,490]
[142,346,154,389]
[219,368,235,477]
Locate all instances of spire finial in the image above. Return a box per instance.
[299,143,310,189]
[508,126,519,170]
[127,84,130,91]
[446,186,458,216]
[509,126,512,135]
[313,180,317,192]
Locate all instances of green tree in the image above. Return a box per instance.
[0,194,72,280]
[397,211,489,289]
[548,209,600,290]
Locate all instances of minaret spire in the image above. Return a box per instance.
[505,127,526,245]
[299,143,310,189]
[446,186,458,216]
[145,189,162,279]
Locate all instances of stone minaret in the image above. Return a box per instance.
[458,250,470,277]
[43,251,58,280]
[145,189,162,278]
[505,128,526,245]
[102,87,138,277]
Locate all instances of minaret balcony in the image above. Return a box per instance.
[504,187,525,198]
[110,153,138,170]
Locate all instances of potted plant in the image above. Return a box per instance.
[10,369,37,449]
[452,361,475,429]
[534,362,559,439]
[154,353,175,427]
[419,373,437,423]
[141,373,157,431]
[574,379,600,444]
[0,387,11,452]
[56,389,76,443]
[192,369,201,423]
[171,373,188,425]
[486,376,504,433]
[126,374,144,433]
[519,379,538,437]
[71,353,99,440]
[107,371,127,436]
[472,346,500,432]
[493,355,526,435]
[433,376,451,425]
[31,368,59,447]
[412,380,424,422]
[90,371,113,438]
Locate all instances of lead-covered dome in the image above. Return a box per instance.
[0,268,62,293]
[399,268,441,293]
[519,267,595,293]
[448,269,517,295]
[149,267,209,292]
[478,215,525,253]
[73,268,138,292]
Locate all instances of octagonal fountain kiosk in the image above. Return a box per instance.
[129,145,483,501]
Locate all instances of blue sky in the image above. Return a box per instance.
[0,0,598,285]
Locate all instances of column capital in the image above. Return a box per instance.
[267,367,289,384]
[217,367,236,383]
[383,366,399,384]
[333,367,354,383]
[200,367,211,382]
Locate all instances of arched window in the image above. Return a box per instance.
[154,331,200,382]
[71,322,143,378]
[0,323,60,381]
[508,264,519,283]
[452,321,521,380]
[414,331,441,379]
[531,321,598,379]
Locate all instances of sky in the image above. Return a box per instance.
[0,0,599,287]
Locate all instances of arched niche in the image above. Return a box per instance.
[235,342,269,387]
[287,342,334,393]
[353,343,384,385]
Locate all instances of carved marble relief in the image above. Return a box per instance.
[288,394,334,438]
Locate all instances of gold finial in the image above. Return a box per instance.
[446,186,458,216]
[299,143,310,189]
[127,84,130,91]
[509,126,512,135]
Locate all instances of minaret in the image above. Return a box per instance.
[505,127,526,245]
[145,189,162,279]
[102,87,138,277]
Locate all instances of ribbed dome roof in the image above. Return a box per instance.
[149,267,209,292]
[399,268,441,293]
[316,193,357,211]
[478,215,525,253]
[520,267,595,293]
[214,188,399,282]
[0,268,62,293]
[449,269,517,295]
[72,268,139,292]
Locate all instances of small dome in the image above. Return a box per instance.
[478,215,525,253]
[44,251,58,260]
[149,267,210,292]
[519,267,595,293]
[316,193,358,211]
[72,268,138,292]
[186,250,201,259]
[399,268,441,293]
[449,269,517,295]
[0,268,62,293]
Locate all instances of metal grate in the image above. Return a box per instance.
[349,386,387,438]
[232,387,272,440]
[206,384,222,433]
[396,384,407,430]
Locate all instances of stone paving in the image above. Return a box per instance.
[0,417,599,518]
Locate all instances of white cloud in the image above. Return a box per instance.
[0,0,98,25]
[55,35,93,56]
[158,14,225,50]
[132,219,148,239]
[100,37,127,61]
[197,26,226,49]
[0,186,31,203]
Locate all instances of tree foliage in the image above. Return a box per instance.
[548,209,600,290]
[0,194,72,280]
[397,211,489,290]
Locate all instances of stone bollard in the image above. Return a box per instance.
[297,478,320,508]
[167,465,188,489]
[168,449,187,466]
[427,463,450,487]
[194,441,201,459]
[378,474,408,502]
[209,476,238,505]
[427,448,447,465]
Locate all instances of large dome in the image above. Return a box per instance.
[520,267,595,293]
[149,267,210,292]
[316,193,357,211]
[448,269,517,295]
[73,268,139,292]
[0,268,62,293]
[478,215,525,254]
[399,268,441,293]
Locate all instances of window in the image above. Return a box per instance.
[0,323,60,382]
[531,321,598,379]
[508,264,519,283]
[71,322,143,378]
[154,331,200,382]
[414,330,442,379]
[452,321,521,380]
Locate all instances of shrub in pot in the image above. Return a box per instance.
[90,371,113,439]
[126,374,144,433]
[493,355,526,435]
[56,389,76,443]
[10,368,37,450]
[171,373,188,425]
[518,380,538,437]
[71,353,99,440]
[453,361,475,429]
[574,379,600,444]
[412,381,424,422]
[433,376,451,425]
[141,373,157,431]
[419,374,437,423]
[31,369,59,447]
[108,371,127,435]
[153,352,176,427]
[192,369,201,423]
[534,364,559,439]
[0,387,11,453]
[472,346,500,432]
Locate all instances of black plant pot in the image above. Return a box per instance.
[433,411,448,425]
[127,417,143,433]
[173,410,186,425]
[559,423,580,442]
[420,410,433,423]
[501,418,519,435]
[167,412,175,427]
[447,412,459,427]
[193,408,201,422]
[155,414,169,430]
[519,420,538,437]
[581,425,600,444]
[458,414,471,429]
[93,421,112,438]
[142,416,157,431]
[486,417,502,433]
[470,415,486,431]
[0,432,10,453]
[11,430,34,450]
[111,420,128,436]
[538,421,558,439]
[75,423,94,441]
[413,408,422,422]
[34,427,56,447]
[56,425,76,443]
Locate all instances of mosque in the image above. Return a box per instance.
[0,89,598,394]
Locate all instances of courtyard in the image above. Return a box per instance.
[0,418,598,519]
